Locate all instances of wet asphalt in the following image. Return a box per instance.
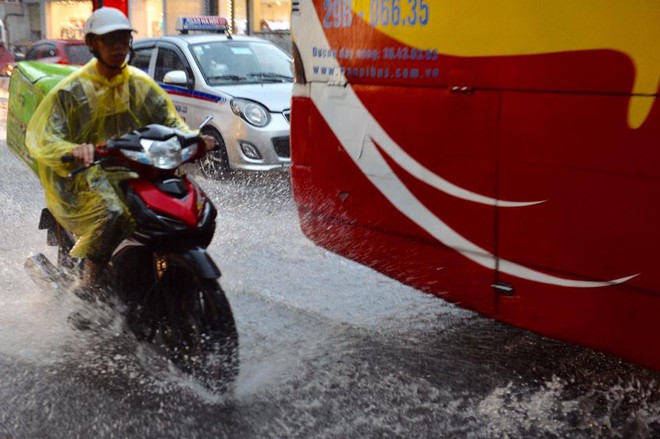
[1,99,660,438]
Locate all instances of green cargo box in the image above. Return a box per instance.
[6,61,79,175]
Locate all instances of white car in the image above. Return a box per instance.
[130,18,293,178]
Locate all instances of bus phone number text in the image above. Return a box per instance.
[312,45,438,62]
[323,0,430,29]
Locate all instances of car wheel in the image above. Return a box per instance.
[199,127,232,179]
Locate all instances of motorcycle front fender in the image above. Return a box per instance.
[167,247,221,280]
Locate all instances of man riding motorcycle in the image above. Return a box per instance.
[25,7,215,292]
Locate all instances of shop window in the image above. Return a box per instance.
[165,0,203,34]
[253,0,291,33]
[232,0,248,35]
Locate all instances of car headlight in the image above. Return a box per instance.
[230,98,271,127]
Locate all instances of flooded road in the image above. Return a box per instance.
[1,97,660,438]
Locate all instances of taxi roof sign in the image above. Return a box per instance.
[176,16,228,34]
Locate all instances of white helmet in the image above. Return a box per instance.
[83,7,136,37]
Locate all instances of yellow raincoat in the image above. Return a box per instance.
[26,59,190,262]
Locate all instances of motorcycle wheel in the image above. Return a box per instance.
[112,247,239,392]
[114,248,239,393]
[159,273,240,393]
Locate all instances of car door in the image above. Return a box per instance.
[42,42,58,63]
[24,44,41,61]
[130,43,156,74]
[152,42,206,127]
[28,42,59,63]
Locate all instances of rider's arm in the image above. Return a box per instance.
[26,87,82,176]
[131,71,189,132]
[135,75,216,152]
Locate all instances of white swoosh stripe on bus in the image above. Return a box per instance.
[310,86,637,288]
[363,109,544,208]
[324,88,542,207]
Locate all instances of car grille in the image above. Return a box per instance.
[282,109,291,124]
[272,136,290,158]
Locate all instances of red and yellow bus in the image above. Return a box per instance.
[290,1,660,369]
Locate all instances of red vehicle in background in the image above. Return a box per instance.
[24,40,93,66]
[0,43,15,76]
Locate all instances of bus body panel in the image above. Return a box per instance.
[291,0,660,370]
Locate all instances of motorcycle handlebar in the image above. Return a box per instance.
[61,150,102,178]
[59,125,206,177]
[61,146,102,163]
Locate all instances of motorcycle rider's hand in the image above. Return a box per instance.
[201,135,217,152]
[71,143,95,166]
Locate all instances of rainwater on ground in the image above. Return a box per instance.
[0,89,659,438]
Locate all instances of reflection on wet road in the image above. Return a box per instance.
[1,102,659,437]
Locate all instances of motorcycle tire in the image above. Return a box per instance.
[160,272,240,393]
[113,247,239,393]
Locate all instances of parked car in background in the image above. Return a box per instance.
[130,17,293,178]
[24,40,93,66]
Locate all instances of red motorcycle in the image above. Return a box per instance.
[29,123,239,392]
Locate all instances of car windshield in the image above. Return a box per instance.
[190,40,293,85]
[65,44,94,65]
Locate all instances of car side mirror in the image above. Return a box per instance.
[163,70,188,86]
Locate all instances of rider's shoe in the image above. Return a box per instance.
[69,284,104,331]
[68,287,114,331]
[82,260,106,287]
[68,260,114,330]
[74,259,112,303]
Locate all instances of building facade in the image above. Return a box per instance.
[0,0,291,54]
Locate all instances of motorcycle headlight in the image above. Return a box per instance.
[150,137,184,169]
[230,98,271,127]
[120,149,152,165]
[146,137,185,169]
[121,137,184,169]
